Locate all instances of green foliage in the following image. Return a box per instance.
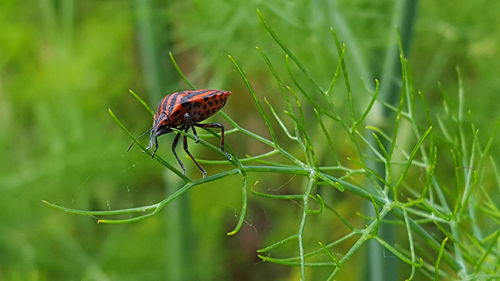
[44,10,500,281]
[2,0,500,280]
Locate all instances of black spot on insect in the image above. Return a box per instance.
[173,110,182,116]
[193,102,202,108]
[203,96,209,101]
[214,99,219,105]
[208,101,213,106]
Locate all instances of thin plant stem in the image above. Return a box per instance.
[363,1,419,281]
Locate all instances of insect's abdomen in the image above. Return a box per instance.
[160,89,231,127]
[188,90,231,122]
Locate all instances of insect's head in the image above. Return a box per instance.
[152,113,173,135]
[146,113,173,156]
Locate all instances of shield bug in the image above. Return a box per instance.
[131,89,232,177]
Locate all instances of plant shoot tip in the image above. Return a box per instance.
[257,254,267,260]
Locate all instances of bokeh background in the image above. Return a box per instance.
[1,0,499,280]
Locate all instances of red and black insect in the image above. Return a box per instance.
[137,89,232,177]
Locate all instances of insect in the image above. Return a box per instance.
[131,89,232,177]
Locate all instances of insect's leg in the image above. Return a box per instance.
[191,126,199,143]
[152,138,159,157]
[183,113,199,143]
[146,131,159,158]
[194,122,231,159]
[182,126,207,177]
[147,126,173,158]
[145,131,154,150]
[171,130,185,175]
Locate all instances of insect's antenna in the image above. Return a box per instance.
[127,128,152,151]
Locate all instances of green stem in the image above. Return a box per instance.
[298,174,316,280]
[134,1,192,280]
[363,1,419,281]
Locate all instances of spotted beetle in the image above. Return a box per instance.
[134,89,232,177]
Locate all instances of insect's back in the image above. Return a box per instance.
[157,89,231,127]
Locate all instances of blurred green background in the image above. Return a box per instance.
[1,0,499,280]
